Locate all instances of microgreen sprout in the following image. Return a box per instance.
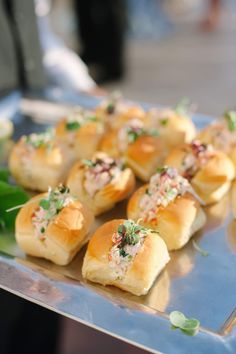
[169,311,200,336]
[224,110,236,132]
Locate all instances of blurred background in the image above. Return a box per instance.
[49,0,236,115]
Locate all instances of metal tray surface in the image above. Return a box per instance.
[0,93,235,354]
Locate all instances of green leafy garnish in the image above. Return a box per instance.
[160,118,168,126]
[66,121,81,130]
[39,199,50,210]
[175,98,190,116]
[224,111,236,132]
[192,240,209,257]
[0,173,29,231]
[82,159,95,168]
[169,311,200,336]
[24,130,54,149]
[156,166,167,174]
[106,103,115,114]
[88,115,98,122]
[116,220,147,257]
[127,127,159,143]
[0,168,10,182]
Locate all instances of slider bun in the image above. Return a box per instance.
[82,219,170,296]
[127,186,206,250]
[99,131,121,158]
[16,194,94,265]
[100,134,165,182]
[67,155,135,216]
[55,118,104,159]
[96,104,145,129]
[146,109,196,150]
[110,106,146,130]
[165,147,235,205]
[9,139,68,191]
[125,136,165,181]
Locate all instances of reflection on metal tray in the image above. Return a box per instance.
[0,94,235,354]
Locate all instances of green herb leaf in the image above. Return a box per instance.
[160,118,168,126]
[224,111,236,132]
[169,311,200,336]
[106,103,115,114]
[192,240,209,257]
[149,128,159,137]
[0,168,10,182]
[82,159,94,168]
[66,121,81,130]
[175,98,190,116]
[156,166,166,174]
[39,199,50,210]
[0,181,29,231]
[88,115,98,122]
[127,131,139,143]
[169,311,186,328]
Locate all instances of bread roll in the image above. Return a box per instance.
[9,131,69,191]
[127,167,206,250]
[146,107,196,152]
[165,140,235,205]
[95,95,146,130]
[67,152,135,216]
[82,219,170,296]
[55,109,105,162]
[99,118,165,181]
[197,112,236,170]
[16,185,94,265]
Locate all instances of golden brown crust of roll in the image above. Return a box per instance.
[100,133,165,182]
[15,194,94,265]
[146,109,196,151]
[55,118,104,160]
[82,219,170,296]
[9,139,68,192]
[67,153,136,216]
[96,104,145,130]
[127,187,206,250]
[165,146,235,205]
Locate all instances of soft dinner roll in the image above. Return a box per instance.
[165,140,235,205]
[145,106,196,153]
[67,152,135,216]
[99,118,165,181]
[82,219,170,296]
[127,167,206,250]
[95,94,146,130]
[197,111,236,170]
[55,108,104,162]
[16,184,94,265]
[9,130,70,192]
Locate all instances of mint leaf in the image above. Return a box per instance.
[39,199,50,210]
[66,121,81,130]
[0,181,29,231]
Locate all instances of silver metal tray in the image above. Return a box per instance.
[0,93,235,354]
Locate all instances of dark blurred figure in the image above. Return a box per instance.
[0,289,60,354]
[74,0,126,83]
[201,0,222,30]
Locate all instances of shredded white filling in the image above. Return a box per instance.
[83,156,123,197]
[139,167,191,223]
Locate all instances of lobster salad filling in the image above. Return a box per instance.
[32,184,73,240]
